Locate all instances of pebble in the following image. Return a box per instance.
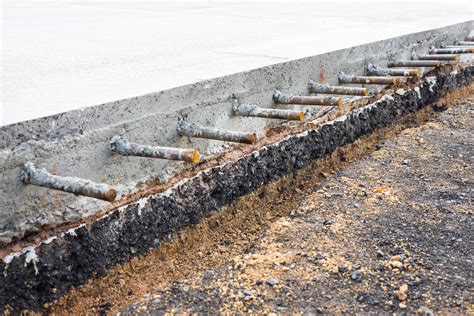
[315,254,325,261]
[351,272,363,282]
[323,220,334,225]
[338,266,347,273]
[266,278,279,286]
[402,159,410,165]
[390,261,403,269]
[395,284,409,301]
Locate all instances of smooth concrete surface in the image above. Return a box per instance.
[1,1,473,125]
[0,21,472,246]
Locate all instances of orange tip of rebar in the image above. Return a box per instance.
[469,48,474,53]
[414,69,420,78]
[192,149,200,163]
[299,112,305,122]
[362,88,369,96]
[452,55,459,60]
[105,188,118,202]
[337,98,343,108]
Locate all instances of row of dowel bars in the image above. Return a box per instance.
[21,37,474,202]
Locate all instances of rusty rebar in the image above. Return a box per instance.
[109,135,199,163]
[338,72,398,85]
[308,80,368,96]
[442,45,474,50]
[177,121,257,144]
[367,63,419,77]
[21,162,117,202]
[233,103,304,121]
[387,60,443,68]
[273,90,342,107]
[430,48,474,54]
[457,41,474,46]
[412,53,458,61]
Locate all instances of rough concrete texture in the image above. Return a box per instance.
[0,22,472,247]
[0,64,472,312]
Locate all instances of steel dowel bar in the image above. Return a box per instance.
[177,121,257,144]
[233,103,304,121]
[308,80,368,96]
[109,135,200,163]
[430,48,474,54]
[273,90,342,107]
[367,63,419,77]
[412,53,458,61]
[338,72,399,85]
[21,162,117,202]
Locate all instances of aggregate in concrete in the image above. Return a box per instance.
[0,64,471,312]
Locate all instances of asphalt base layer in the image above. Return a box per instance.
[118,90,473,315]
[1,66,473,312]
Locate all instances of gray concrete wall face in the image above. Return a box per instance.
[0,21,472,246]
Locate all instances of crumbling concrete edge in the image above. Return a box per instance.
[1,66,472,312]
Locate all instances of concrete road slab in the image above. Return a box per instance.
[1,0,472,125]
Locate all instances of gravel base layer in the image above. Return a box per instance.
[118,96,474,314]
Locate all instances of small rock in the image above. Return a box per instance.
[351,272,363,282]
[266,278,279,286]
[323,220,334,225]
[396,88,406,96]
[395,284,409,301]
[388,260,403,269]
[424,263,434,270]
[315,254,325,261]
[399,302,407,309]
[419,306,434,316]
[338,266,347,273]
[352,264,361,270]
[402,159,410,165]
[243,290,252,296]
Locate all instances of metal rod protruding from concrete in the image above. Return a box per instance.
[21,162,117,202]
[177,121,257,144]
[109,135,200,163]
[233,103,304,121]
[456,41,474,46]
[412,52,458,61]
[387,60,443,68]
[273,90,342,107]
[338,72,399,85]
[308,80,368,96]
[367,63,419,77]
[430,48,474,54]
[465,36,474,42]
[441,45,474,49]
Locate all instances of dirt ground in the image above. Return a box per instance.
[48,87,473,315]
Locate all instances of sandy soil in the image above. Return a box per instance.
[46,87,473,315]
